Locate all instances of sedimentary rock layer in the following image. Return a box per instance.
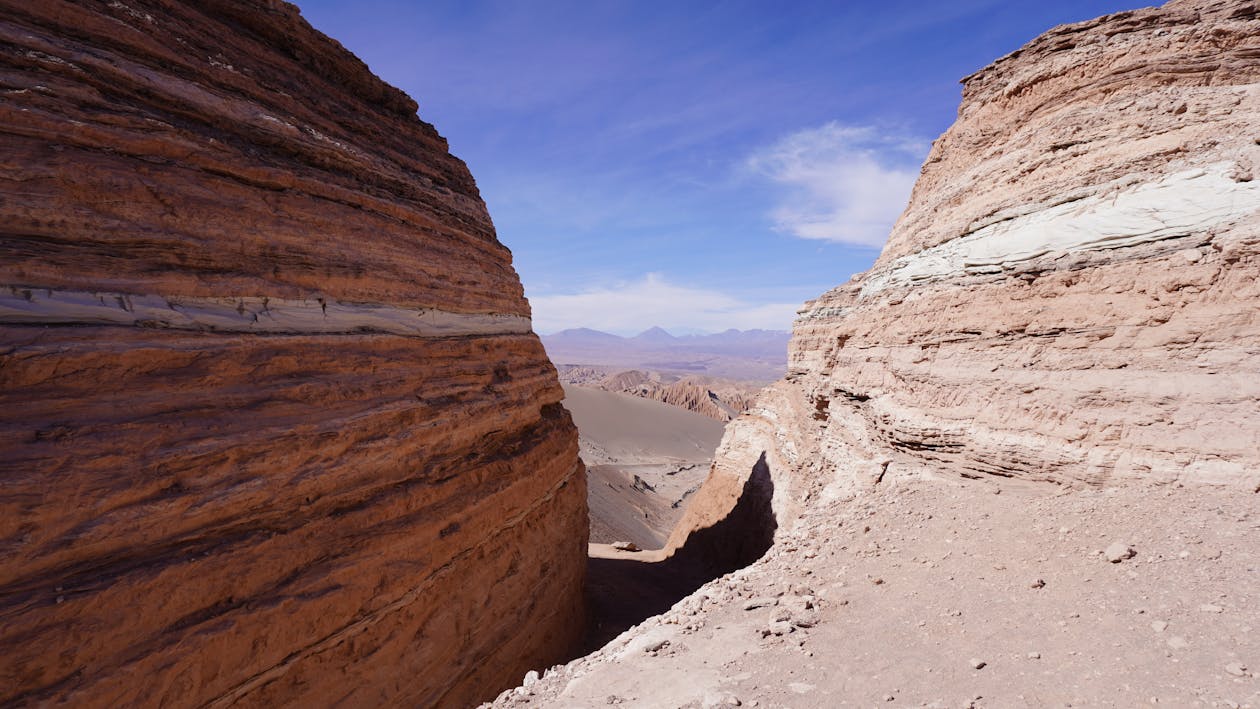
[0,2,585,707]
[599,372,757,423]
[671,0,1260,551]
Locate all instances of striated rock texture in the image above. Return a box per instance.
[0,2,585,707]
[672,0,1260,553]
[598,371,758,423]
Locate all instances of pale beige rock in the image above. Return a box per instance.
[1106,543,1137,563]
[678,0,1260,552]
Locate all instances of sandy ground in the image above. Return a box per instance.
[556,365,764,422]
[490,479,1259,708]
[588,463,708,548]
[562,384,726,464]
[562,384,724,547]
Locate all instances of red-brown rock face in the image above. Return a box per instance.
[672,0,1260,552]
[0,2,585,706]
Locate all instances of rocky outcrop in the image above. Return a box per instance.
[0,2,584,707]
[605,372,757,423]
[671,0,1260,556]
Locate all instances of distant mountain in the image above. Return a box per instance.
[630,326,679,345]
[693,328,787,344]
[545,327,627,345]
[674,329,791,355]
[539,327,791,383]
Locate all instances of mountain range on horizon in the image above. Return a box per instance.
[540,326,791,382]
[544,325,789,344]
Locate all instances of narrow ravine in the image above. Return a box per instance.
[582,452,778,653]
[558,378,781,658]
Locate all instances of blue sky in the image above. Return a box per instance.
[295,0,1142,335]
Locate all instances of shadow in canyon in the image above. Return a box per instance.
[579,452,777,654]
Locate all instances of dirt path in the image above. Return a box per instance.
[490,479,1259,708]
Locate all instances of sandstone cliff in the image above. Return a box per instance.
[672,0,1260,550]
[0,2,585,707]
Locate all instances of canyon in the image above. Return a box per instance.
[0,1,584,707]
[2,0,1259,707]
[547,327,785,423]
[496,0,1260,706]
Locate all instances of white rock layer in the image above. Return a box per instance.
[862,163,1260,296]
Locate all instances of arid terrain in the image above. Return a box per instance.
[544,328,791,383]
[559,366,764,422]
[491,1,1260,707]
[562,384,724,549]
[494,480,1259,708]
[2,0,1258,707]
[549,326,782,423]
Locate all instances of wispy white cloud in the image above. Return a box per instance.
[529,273,801,335]
[747,122,926,247]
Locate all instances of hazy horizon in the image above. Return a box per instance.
[539,324,789,338]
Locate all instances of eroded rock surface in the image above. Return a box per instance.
[687,0,1260,539]
[561,384,723,549]
[0,2,584,706]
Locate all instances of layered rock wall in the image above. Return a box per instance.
[0,1,585,706]
[602,373,756,423]
[672,0,1260,551]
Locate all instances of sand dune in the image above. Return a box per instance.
[558,365,761,422]
[560,384,724,465]
[561,384,725,548]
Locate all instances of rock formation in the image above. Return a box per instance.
[598,371,758,423]
[673,0,1260,548]
[491,2,1260,704]
[0,2,585,707]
